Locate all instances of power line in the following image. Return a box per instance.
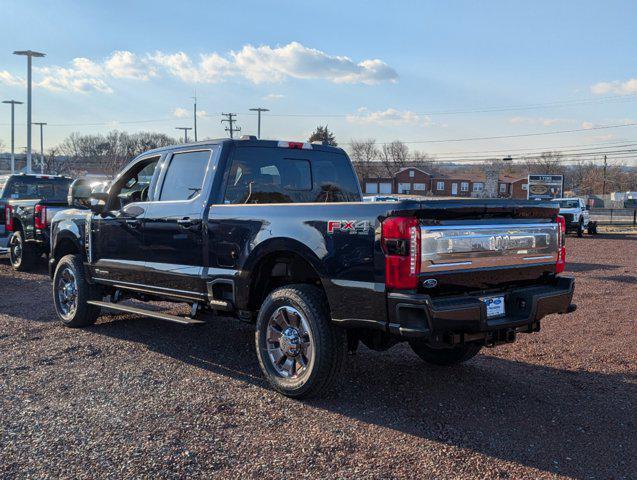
[341,122,637,146]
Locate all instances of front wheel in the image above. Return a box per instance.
[255,284,346,398]
[409,341,482,366]
[9,231,38,271]
[52,254,101,327]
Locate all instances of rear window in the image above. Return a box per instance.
[224,147,360,204]
[558,200,579,209]
[2,177,72,201]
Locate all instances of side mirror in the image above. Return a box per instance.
[89,192,109,214]
[68,179,93,208]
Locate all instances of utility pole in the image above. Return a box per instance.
[249,107,269,139]
[14,50,46,173]
[2,100,23,174]
[221,113,241,139]
[602,154,608,197]
[33,122,47,173]
[175,127,192,143]
[192,92,198,142]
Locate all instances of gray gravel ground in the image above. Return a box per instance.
[1,234,635,479]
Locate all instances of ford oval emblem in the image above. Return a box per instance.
[423,278,438,289]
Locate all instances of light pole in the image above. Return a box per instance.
[249,107,269,139]
[176,127,192,143]
[2,100,23,174]
[13,50,46,174]
[33,122,47,173]
[192,93,198,142]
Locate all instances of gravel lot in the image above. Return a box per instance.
[1,235,635,479]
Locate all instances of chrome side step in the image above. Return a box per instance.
[87,300,205,326]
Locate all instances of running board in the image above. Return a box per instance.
[87,300,205,325]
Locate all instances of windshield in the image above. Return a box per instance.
[558,200,579,209]
[2,177,72,201]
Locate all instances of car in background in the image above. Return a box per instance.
[1,174,73,267]
[556,197,593,236]
[363,195,400,202]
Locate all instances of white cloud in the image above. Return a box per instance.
[173,107,189,118]
[227,42,397,84]
[264,93,285,100]
[105,51,155,80]
[347,108,426,126]
[149,42,397,85]
[196,110,207,118]
[0,70,25,86]
[591,78,637,95]
[581,121,595,129]
[0,43,396,95]
[35,58,112,93]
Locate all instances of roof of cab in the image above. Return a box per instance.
[139,138,345,156]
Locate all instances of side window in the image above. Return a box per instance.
[159,150,211,201]
[110,157,160,210]
[310,157,360,202]
[224,157,311,204]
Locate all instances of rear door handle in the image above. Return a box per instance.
[125,219,141,228]
[177,218,193,227]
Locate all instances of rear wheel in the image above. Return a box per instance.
[255,284,346,398]
[53,254,101,327]
[577,220,584,237]
[409,341,482,366]
[9,231,38,271]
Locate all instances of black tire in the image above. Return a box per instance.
[409,341,482,366]
[52,254,101,328]
[255,284,346,398]
[577,220,584,237]
[9,231,38,272]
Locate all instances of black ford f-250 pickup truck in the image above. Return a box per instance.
[49,138,575,398]
[1,174,72,270]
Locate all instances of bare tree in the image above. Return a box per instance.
[379,140,409,176]
[524,151,565,175]
[349,138,379,178]
[57,130,177,175]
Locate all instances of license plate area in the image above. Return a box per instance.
[481,295,505,318]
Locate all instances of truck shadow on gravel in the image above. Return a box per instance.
[88,314,636,480]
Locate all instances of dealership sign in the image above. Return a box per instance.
[527,174,564,200]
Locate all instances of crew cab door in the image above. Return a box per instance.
[141,147,218,295]
[91,156,161,284]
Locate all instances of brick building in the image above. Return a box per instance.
[362,168,528,199]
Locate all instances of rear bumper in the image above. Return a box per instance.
[386,276,575,339]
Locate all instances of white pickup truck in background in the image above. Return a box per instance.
[556,197,595,236]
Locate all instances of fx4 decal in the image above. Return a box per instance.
[327,220,371,235]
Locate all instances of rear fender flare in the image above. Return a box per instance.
[238,237,329,309]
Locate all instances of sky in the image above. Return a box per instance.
[0,0,636,164]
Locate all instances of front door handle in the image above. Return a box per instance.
[125,219,141,228]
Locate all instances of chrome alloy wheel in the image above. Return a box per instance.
[56,267,78,319]
[266,306,315,379]
[9,234,22,266]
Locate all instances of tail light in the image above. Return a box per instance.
[5,206,13,231]
[277,140,312,150]
[381,216,420,290]
[555,215,566,274]
[35,204,47,230]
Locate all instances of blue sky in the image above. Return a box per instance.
[0,0,636,162]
